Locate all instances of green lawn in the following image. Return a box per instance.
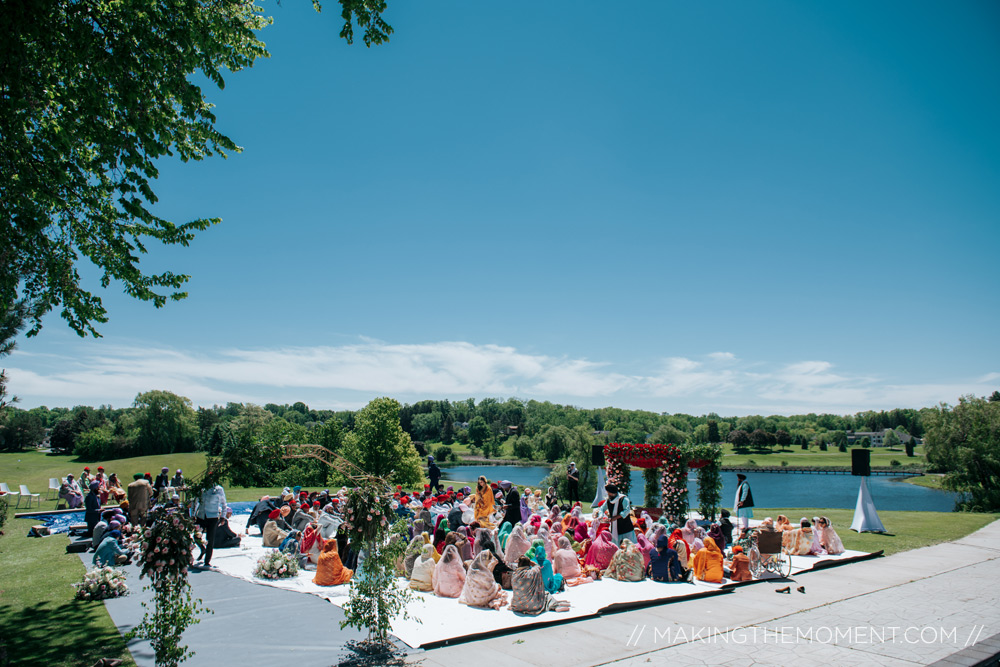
[718,443,924,468]
[901,474,947,491]
[0,511,136,667]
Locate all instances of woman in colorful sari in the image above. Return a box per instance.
[432,544,466,598]
[459,550,508,609]
[532,544,564,593]
[504,523,531,564]
[497,522,513,551]
[519,492,531,524]
[313,539,353,586]
[583,530,618,570]
[606,539,645,581]
[692,536,725,583]
[818,516,846,555]
[299,524,323,571]
[808,516,827,555]
[473,476,496,528]
[691,526,706,554]
[781,518,815,556]
[573,518,590,545]
[635,531,654,569]
[455,526,474,562]
[707,523,726,553]
[511,556,570,615]
[403,534,425,577]
[409,544,436,591]
[668,528,691,571]
[681,518,699,546]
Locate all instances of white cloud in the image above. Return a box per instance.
[5,340,996,416]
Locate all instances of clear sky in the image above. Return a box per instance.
[8,0,1000,416]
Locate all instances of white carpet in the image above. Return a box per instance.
[209,536,876,648]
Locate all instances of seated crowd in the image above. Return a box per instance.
[241,471,847,614]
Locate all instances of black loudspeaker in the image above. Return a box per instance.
[852,448,870,476]
[591,444,605,466]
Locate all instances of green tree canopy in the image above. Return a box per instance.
[340,397,422,486]
[924,395,1000,512]
[2,0,391,338]
[133,390,197,454]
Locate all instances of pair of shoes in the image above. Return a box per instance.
[775,586,791,594]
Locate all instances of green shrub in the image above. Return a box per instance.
[781,460,789,467]
[890,459,901,467]
[433,445,454,463]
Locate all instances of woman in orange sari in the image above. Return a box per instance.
[313,539,353,586]
[473,476,496,529]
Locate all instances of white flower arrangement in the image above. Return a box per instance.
[74,565,129,601]
[253,549,299,580]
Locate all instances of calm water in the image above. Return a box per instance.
[440,465,958,512]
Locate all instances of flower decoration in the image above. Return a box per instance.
[134,507,201,589]
[74,565,129,601]
[253,549,299,580]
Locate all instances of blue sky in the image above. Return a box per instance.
[8,1,1000,415]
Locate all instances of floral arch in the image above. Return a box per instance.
[603,442,724,523]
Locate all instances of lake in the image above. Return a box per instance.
[439,465,958,512]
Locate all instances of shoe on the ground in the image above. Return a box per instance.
[797,585,805,593]
[775,586,790,594]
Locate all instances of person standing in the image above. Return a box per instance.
[427,456,442,493]
[602,483,635,546]
[733,473,754,530]
[126,473,152,526]
[195,482,227,569]
[566,462,580,503]
[499,480,522,527]
[153,466,171,498]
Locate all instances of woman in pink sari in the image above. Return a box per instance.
[573,518,589,544]
[584,530,618,570]
[635,532,654,569]
[459,550,508,609]
[504,523,531,564]
[432,544,466,598]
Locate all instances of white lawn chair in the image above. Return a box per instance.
[18,484,41,509]
[48,478,61,500]
[0,483,19,506]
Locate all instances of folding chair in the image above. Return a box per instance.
[18,484,41,509]
[48,478,61,500]
[0,483,19,506]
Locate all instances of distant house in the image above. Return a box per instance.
[846,429,919,447]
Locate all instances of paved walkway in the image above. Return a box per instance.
[412,520,1000,667]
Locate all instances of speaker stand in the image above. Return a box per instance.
[850,476,886,533]
[592,467,606,507]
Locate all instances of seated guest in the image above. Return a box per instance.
[775,515,794,532]
[91,515,111,549]
[719,509,734,547]
[553,536,582,579]
[80,467,92,488]
[409,544,436,591]
[432,544,466,598]
[511,556,570,615]
[318,504,342,540]
[214,508,242,549]
[298,524,322,570]
[707,523,726,554]
[584,530,619,571]
[447,502,464,532]
[93,530,131,566]
[504,523,532,564]
[84,482,102,536]
[809,516,827,555]
[693,536,725,583]
[781,518,815,556]
[403,534,426,577]
[544,486,558,510]
[668,528,692,571]
[163,492,181,509]
[605,539,645,582]
[532,544,564,593]
[474,529,511,587]
[291,504,314,532]
[647,534,685,582]
[817,516,846,555]
[246,495,276,535]
[635,532,654,569]
[262,509,289,547]
[727,545,752,582]
[170,469,184,488]
[106,474,126,502]
[459,551,508,609]
[313,539,353,586]
[60,474,84,509]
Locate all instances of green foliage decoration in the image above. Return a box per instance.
[125,507,211,667]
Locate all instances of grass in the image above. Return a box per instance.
[752,507,998,557]
[902,474,948,491]
[0,510,136,667]
[718,443,924,468]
